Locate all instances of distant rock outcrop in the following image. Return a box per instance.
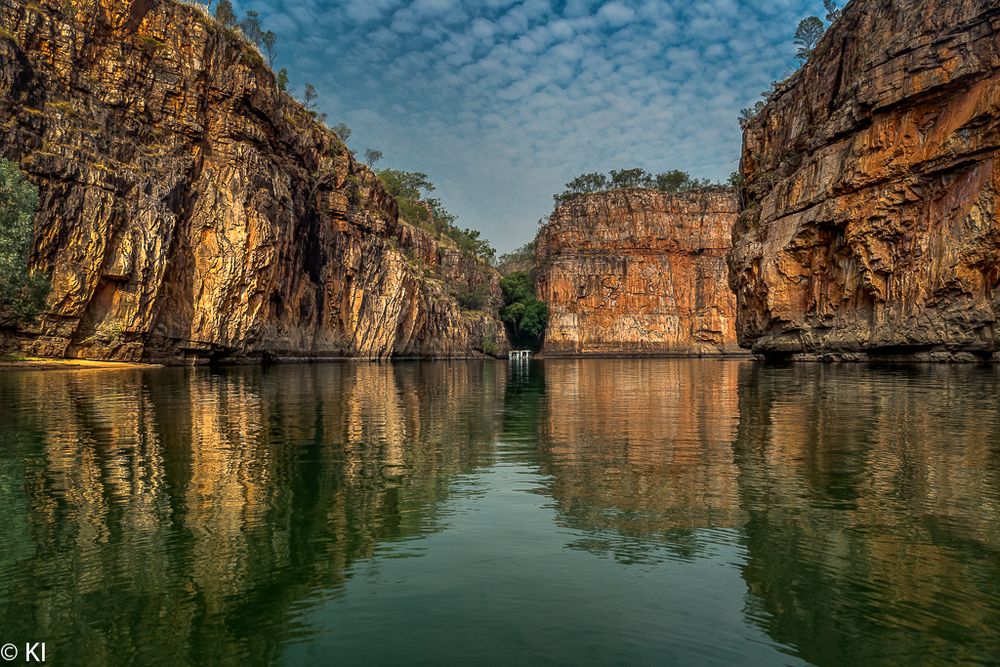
[729,0,1000,361]
[536,189,743,356]
[0,0,507,363]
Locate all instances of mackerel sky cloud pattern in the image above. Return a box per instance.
[234,0,824,251]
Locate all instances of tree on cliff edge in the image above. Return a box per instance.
[214,0,237,28]
[0,159,49,324]
[794,16,825,62]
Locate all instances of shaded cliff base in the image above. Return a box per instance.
[758,348,1000,364]
[536,346,753,359]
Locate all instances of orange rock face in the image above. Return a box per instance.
[536,189,744,356]
[0,0,507,363]
[729,0,1000,361]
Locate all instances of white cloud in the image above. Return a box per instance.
[241,0,819,251]
[596,2,636,27]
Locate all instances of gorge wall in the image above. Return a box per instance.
[0,0,508,363]
[536,189,744,356]
[729,0,1000,361]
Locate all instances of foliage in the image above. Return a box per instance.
[446,227,496,264]
[302,83,318,110]
[261,30,277,66]
[500,272,547,350]
[0,159,49,323]
[655,169,694,193]
[555,168,723,202]
[794,16,825,62]
[138,36,166,56]
[739,100,766,128]
[331,123,352,144]
[456,287,489,311]
[214,0,236,28]
[496,240,536,277]
[239,10,263,46]
[276,67,288,92]
[377,169,495,263]
[480,332,499,357]
[364,148,383,168]
[379,169,434,201]
[564,172,608,193]
[609,168,652,189]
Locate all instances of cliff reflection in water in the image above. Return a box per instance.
[0,360,999,665]
[0,363,504,665]
[534,359,748,563]
[733,364,1000,665]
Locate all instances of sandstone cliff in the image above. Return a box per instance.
[536,189,743,356]
[729,0,1000,361]
[0,0,508,363]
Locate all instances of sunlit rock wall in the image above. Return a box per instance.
[729,0,1000,361]
[536,189,744,356]
[0,0,507,363]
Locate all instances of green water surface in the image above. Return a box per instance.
[0,359,998,665]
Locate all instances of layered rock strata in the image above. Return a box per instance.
[729,0,1000,361]
[0,0,507,363]
[536,189,744,356]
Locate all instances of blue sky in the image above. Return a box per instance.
[230,0,826,253]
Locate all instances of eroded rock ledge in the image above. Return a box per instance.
[0,0,508,363]
[728,0,1000,361]
[536,189,744,356]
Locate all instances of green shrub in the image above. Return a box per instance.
[456,288,488,311]
[497,240,536,277]
[377,168,495,263]
[500,271,547,350]
[0,158,49,323]
[481,331,499,356]
[138,36,166,56]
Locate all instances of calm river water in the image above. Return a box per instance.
[0,360,998,666]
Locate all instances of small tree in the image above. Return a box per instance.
[332,123,352,143]
[276,67,289,92]
[654,170,691,193]
[261,31,277,66]
[565,172,608,194]
[739,100,766,128]
[364,148,383,168]
[214,0,237,28]
[0,159,49,324]
[609,168,652,189]
[794,16,825,62]
[302,83,318,110]
[239,10,263,47]
[378,169,435,200]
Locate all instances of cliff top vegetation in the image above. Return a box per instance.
[377,169,496,264]
[739,0,844,129]
[553,168,732,203]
